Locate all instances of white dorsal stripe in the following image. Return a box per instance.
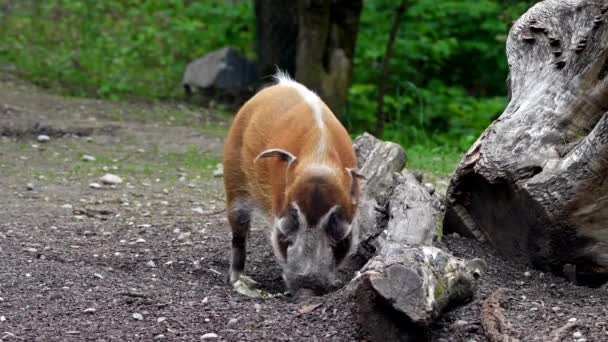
[273,70,327,158]
[273,71,323,129]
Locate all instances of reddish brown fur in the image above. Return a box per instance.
[223,83,358,223]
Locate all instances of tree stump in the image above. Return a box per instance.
[444,0,608,286]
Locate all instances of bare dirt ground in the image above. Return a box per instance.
[1,72,607,341]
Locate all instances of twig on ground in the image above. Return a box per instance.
[543,321,578,342]
[481,288,520,342]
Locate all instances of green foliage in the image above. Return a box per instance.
[0,0,536,175]
[0,0,253,99]
[347,0,535,157]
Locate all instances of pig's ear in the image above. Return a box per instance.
[346,167,366,180]
[346,168,364,205]
[255,148,297,166]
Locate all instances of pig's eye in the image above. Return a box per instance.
[278,205,300,239]
[325,210,347,242]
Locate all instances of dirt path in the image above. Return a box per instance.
[1,73,607,341]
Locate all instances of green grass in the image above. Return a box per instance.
[406,144,462,177]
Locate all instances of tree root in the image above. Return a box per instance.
[480,288,520,342]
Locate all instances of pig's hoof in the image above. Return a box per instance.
[237,274,259,288]
[232,278,271,298]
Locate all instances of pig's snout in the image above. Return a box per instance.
[285,272,337,298]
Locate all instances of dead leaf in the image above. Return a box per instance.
[298,303,322,314]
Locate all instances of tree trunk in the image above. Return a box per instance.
[444,0,608,286]
[254,0,362,118]
[374,0,407,138]
[295,0,362,118]
[253,0,298,79]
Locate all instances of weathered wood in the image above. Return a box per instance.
[481,289,519,342]
[348,244,480,341]
[351,134,407,259]
[348,133,481,340]
[445,0,608,286]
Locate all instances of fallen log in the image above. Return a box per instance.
[348,134,482,340]
[444,0,608,286]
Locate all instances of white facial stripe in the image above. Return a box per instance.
[273,70,327,158]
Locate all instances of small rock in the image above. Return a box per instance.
[82,155,96,162]
[37,134,50,142]
[135,238,146,243]
[201,333,219,340]
[100,174,123,185]
[26,183,34,191]
[573,331,583,339]
[83,307,96,314]
[61,204,73,209]
[213,164,223,177]
[89,182,102,189]
[254,303,262,312]
[202,297,209,304]
[452,320,468,329]
[568,317,577,323]
[66,330,80,335]
[192,207,205,214]
[23,247,37,253]
[0,316,6,322]
[524,271,531,277]
[146,260,157,268]
[227,318,238,326]
[157,317,167,323]
[154,334,166,340]
[178,232,192,240]
[552,306,561,312]
[132,312,144,320]
[423,183,435,195]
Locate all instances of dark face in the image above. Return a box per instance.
[271,177,356,297]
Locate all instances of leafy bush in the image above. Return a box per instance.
[0,0,535,173]
[347,0,535,154]
[0,0,253,99]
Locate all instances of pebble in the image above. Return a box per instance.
[573,331,583,339]
[452,320,468,329]
[551,306,561,312]
[37,134,50,142]
[100,173,123,185]
[132,312,144,320]
[201,333,219,340]
[154,334,166,340]
[83,307,96,314]
[212,164,223,177]
[61,204,73,209]
[568,317,577,323]
[227,318,238,326]
[89,182,102,189]
[146,260,157,268]
[254,303,262,312]
[135,238,146,243]
[423,183,435,195]
[26,183,34,191]
[82,155,96,162]
[524,271,531,277]
[202,297,209,304]
[157,317,167,323]
[0,316,6,322]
